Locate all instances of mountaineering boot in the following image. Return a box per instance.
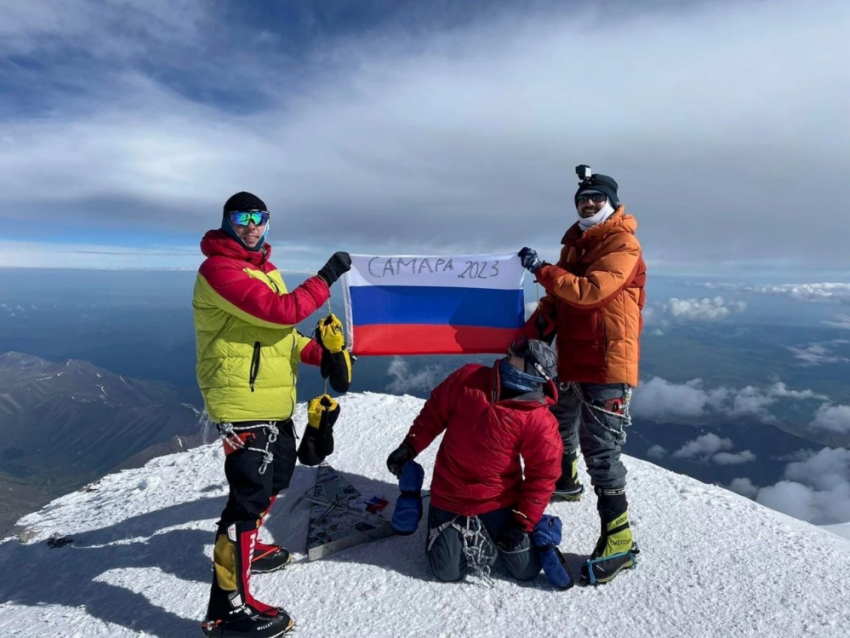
[201,592,293,637]
[203,521,294,635]
[581,487,639,585]
[251,496,292,574]
[251,540,292,574]
[551,451,584,502]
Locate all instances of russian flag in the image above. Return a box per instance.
[341,253,525,356]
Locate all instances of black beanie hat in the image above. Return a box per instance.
[223,192,268,216]
[575,174,619,209]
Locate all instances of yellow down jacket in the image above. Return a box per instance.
[193,230,330,423]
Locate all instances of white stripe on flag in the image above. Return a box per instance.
[344,253,523,290]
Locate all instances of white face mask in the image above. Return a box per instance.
[577,200,615,231]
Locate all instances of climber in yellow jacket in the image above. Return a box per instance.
[195,191,351,638]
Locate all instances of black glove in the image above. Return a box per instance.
[297,395,341,466]
[496,521,530,552]
[518,247,543,274]
[386,444,414,478]
[318,252,352,287]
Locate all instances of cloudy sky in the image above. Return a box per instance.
[1,0,848,273]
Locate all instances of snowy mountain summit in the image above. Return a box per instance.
[2,392,849,637]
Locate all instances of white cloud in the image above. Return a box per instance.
[0,2,849,270]
[0,240,202,270]
[646,444,667,460]
[664,296,747,321]
[524,301,538,320]
[728,477,759,499]
[810,404,850,435]
[787,342,850,366]
[823,314,850,329]
[632,377,829,426]
[630,377,728,421]
[707,283,850,304]
[756,448,850,524]
[672,433,733,459]
[385,357,445,395]
[713,450,756,465]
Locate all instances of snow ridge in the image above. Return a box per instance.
[1,392,849,638]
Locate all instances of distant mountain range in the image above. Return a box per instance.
[0,352,204,535]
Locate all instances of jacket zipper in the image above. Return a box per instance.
[249,342,261,392]
[602,321,609,366]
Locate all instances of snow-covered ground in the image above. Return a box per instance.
[2,392,849,637]
[823,522,850,541]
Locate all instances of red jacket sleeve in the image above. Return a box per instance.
[298,335,323,367]
[199,257,330,328]
[516,410,563,530]
[402,367,469,455]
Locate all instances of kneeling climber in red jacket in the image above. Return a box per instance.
[386,338,563,582]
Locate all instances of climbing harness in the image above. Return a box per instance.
[218,421,280,475]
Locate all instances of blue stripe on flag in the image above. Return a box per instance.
[349,286,524,329]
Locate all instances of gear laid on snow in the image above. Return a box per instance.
[582,486,639,585]
[532,515,575,590]
[552,450,584,502]
[391,460,425,535]
[296,395,340,466]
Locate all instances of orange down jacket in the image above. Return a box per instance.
[525,207,646,387]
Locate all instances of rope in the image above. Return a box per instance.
[218,421,280,475]
[567,383,632,443]
[460,516,497,586]
[427,515,496,586]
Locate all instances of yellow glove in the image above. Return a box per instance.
[298,394,341,466]
[308,394,340,429]
[316,313,345,354]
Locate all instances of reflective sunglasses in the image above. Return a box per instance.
[576,193,607,204]
[228,210,270,227]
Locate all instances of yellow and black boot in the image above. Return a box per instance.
[203,521,294,637]
[251,497,292,575]
[581,487,639,585]
[551,451,584,502]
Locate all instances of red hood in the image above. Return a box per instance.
[200,229,272,267]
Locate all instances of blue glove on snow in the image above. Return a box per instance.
[518,247,543,274]
[532,515,574,590]
[391,460,425,536]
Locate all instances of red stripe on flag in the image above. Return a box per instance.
[352,324,521,356]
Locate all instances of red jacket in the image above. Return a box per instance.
[402,363,563,531]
